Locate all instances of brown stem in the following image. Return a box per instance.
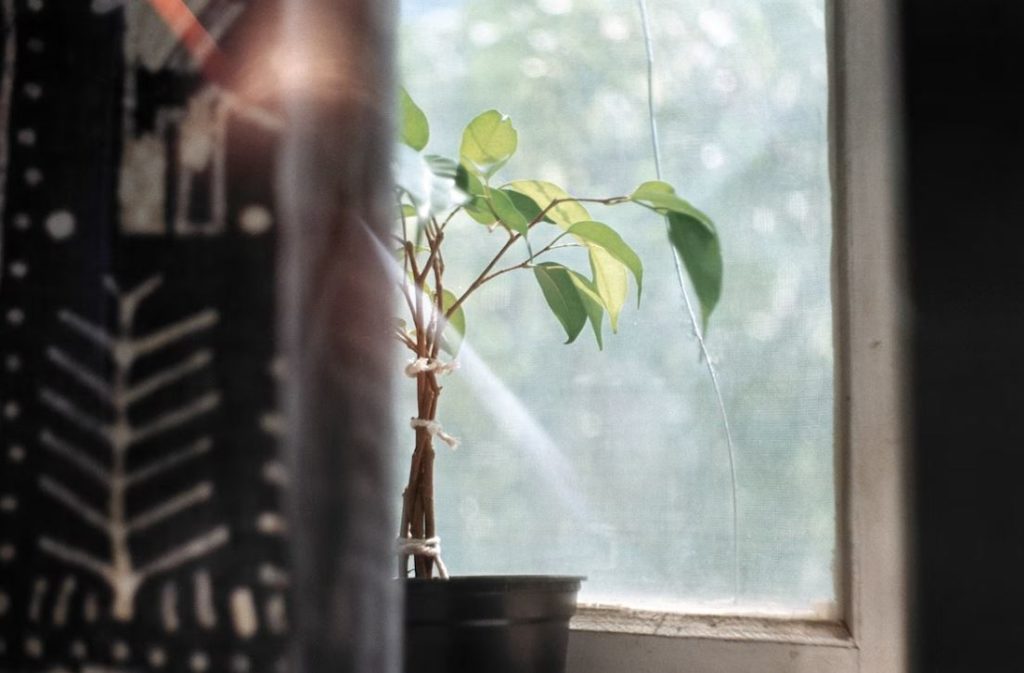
[445,232,519,321]
[430,244,446,360]
[526,195,629,230]
[399,196,635,579]
[443,196,630,321]
[475,231,576,286]
[399,228,445,580]
[399,374,441,579]
[416,229,442,285]
[394,329,418,353]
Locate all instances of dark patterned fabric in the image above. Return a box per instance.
[0,2,291,671]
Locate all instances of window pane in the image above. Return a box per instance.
[397,0,834,613]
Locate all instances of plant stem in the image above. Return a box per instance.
[399,221,447,579]
[397,193,629,580]
[445,232,519,320]
[526,195,629,230]
[444,195,630,319]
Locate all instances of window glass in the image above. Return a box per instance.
[397,0,834,613]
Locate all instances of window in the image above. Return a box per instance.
[397,0,907,668]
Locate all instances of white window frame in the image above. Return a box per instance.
[566,0,909,670]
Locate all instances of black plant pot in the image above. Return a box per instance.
[404,576,583,673]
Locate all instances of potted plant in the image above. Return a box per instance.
[393,88,722,673]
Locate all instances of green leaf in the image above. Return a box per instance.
[567,221,643,303]
[502,189,544,224]
[533,262,588,344]
[457,168,496,224]
[456,164,486,197]
[460,110,518,178]
[464,197,498,225]
[399,87,429,151]
[487,188,529,236]
[424,154,458,179]
[505,180,590,229]
[568,271,605,349]
[630,181,716,236]
[440,289,466,355]
[589,247,629,332]
[394,146,468,219]
[667,211,723,329]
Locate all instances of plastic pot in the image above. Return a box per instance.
[404,575,583,673]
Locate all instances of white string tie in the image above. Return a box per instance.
[410,418,460,449]
[404,357,459,377]
[397,536,450,579]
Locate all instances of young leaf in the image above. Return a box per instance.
[505,180,590,228]
[630,181,716,235]
[424,154,458,179]
[567,220,644,302]
[460,110,518,178]
[487,188,530,236]
[456,163,486,196]
[568,271,605,349]
[667,211,723,329]
[399,87,429,151]
[425,155,468,214]
[589,247,629,332]
[533,262,588,344]
[394,146,468,219]
[440,289,466,355]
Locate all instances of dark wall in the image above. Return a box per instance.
[903,1,1024,671]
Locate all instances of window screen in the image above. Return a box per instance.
[397,0,834,613]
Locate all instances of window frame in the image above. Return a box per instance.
[566,0,909,670]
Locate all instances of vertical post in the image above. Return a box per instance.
[276,1,399,673]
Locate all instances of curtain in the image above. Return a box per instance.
[0,1,398,672]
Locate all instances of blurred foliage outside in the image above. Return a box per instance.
[397,0,834,612]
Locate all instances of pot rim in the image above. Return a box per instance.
[406,575,585,583]
[404,575,585,593]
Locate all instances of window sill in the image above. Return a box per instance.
[572,604,854,648]
[568,606,858,673]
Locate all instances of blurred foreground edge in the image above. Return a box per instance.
[276,1,399,673]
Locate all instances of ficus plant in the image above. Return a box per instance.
[393,87,723,579]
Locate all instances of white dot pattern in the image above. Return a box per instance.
[149,647,168,668]
[45,210,76,240]
[71,640,88,659]
[112,641,131,662]
[190,651,210,672]
[24,636,43,658]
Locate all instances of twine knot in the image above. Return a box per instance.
[410,418,460,449]
[397,536,449,579]
[404,357,459,378]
